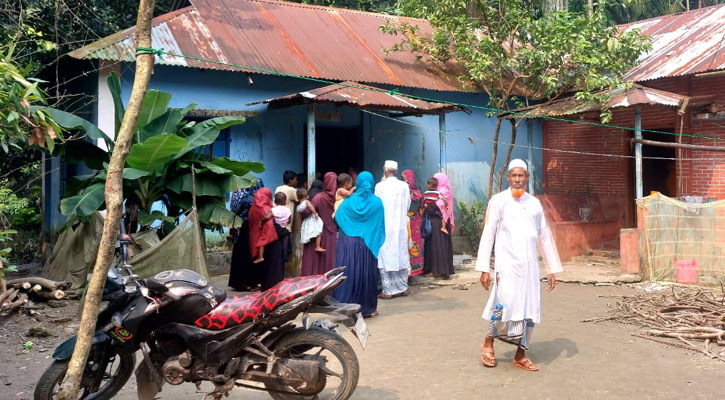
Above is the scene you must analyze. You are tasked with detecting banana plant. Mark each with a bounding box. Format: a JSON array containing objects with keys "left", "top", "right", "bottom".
[{"left": 56, "top": 71, "right": 263, "bottom": 231}]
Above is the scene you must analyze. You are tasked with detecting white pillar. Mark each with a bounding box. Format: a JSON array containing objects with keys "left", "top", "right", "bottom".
[
  {"left": 527, "top": 119, "right": 535, "bottom": 195},
  {"left": 97, "top": 61, "right": 120, "bottom": 150},
  {"left": 307, "top": 104, "right": 316, "bottom": 185},
  {"left": 635, "top": 106, "right": 643, "bottom": 199},
  {"left": 439, "top": 112, "right": 446, "bottom": 172}
]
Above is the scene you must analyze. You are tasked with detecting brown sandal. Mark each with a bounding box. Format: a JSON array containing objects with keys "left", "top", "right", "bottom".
[
  {"left": 378, "top": 293, "right": 393, "bottom": 299},
  {"left": 480, "top": 343, "right": 497, "bottom": 367},
  {"left": 513, "top": 358, "right": 539, "bottom": 372}
]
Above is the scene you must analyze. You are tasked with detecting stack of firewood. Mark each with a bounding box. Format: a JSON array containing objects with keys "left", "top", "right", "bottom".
[
  {"left": 0, "top": 277, "right": 73, "bottom": 317},
  {"left": 583, "top": 287, "right": 725, "bottom": 362}
]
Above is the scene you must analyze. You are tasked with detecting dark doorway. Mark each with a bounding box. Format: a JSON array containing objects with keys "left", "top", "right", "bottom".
[
  {"left": 305, "top": 126, "right": 363, "bottom": 176},
  {"left": 642, "top": 130, "right": 676, "bottom": 197}
]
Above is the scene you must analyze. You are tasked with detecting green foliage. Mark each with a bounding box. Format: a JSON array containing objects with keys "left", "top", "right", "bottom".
[
  {"left": 0, "top": 188, "right": 41, "bottom": 230},
  {"left": 1, "top": 0, "right": 178, "bottom": 72},
  {"left": 289, "top": 0, "right": 400, "bottom": 13},
  {"left": 0, "top": 229, "right": 18, "bottom": 280},
  {"left": 57, "top": 72, "right": 262, "bottom": 230},
  {"left": 569, "top": 0, "right": 725, "bottom": 24},
  {"left": 126, "top": 134, "right": 188, "bottom": 170},
  {"left": 59, "top": 183, "right": 106, "bottom": 226},
  {"left": 457, "top": 201, "right": 486, "bottom": 252},
  {"left": 384, "top": 1, "right": 651, "bottom": 111},
  {"left": 0, "top": 47, "right": 62, "bottom": 152}
]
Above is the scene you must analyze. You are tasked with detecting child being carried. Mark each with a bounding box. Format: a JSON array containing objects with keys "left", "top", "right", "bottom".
[
  {"left": 254, "top": 192, "right": 291, "bottom": 264},
  {"left": 296, "top": 188, "right": 325, "bottom": 252},
  {"left": 424, "top": 177, "right": 449, "bottom": 234},
  {"left": 332, "top": 173, "right": 356, "bottom": 218}
]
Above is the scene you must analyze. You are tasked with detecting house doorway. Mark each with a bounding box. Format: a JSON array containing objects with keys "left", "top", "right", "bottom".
[
  {"left": 305, "top": 126, "right": 364, "bottom": 177},
  {"left": 642, "top": 130, "right": 676, "bottom": 197}
]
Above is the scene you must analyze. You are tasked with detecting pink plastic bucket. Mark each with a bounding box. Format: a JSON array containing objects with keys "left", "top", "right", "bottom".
[{"left": 674, "top": 260, "right": 699, "bottom": 284}]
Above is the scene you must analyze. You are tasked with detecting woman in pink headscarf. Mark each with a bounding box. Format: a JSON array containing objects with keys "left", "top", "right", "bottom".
[
  {"left": 401, "top": 169, "right": 424, "bottom": 276},
  {"left": 423, "top": 172, "right": 455, "bottom": 278}
]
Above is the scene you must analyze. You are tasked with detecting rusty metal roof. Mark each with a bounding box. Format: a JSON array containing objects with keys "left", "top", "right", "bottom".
[
  {"left": 68, "top": 0, "right": 471, "bottom": 92},
  {"left": 621, "top": 4, "right": 725, "bottom": 82},
  {"left": 501, "top": 84, "right": 688, "bottom": 119},
  {"left": 247, "top": 81, "right": 462, "bottom": 115}
]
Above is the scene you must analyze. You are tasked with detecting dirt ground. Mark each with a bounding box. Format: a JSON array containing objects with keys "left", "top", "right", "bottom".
[{"left": 2, "top": 280, "right": 724, "bottom": 400}]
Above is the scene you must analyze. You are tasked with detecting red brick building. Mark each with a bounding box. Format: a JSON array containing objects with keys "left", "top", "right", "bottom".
[{"left": 531, "top": 5, "right": 725, "bottom": 260}]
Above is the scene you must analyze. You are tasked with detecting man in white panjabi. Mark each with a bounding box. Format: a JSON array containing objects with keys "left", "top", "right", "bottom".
[
  {"left": 475, "top": 159, "right": 563, "bottom": 372},
  {"left": 375, "top": 160, "right": 411, "bottom": 299}
]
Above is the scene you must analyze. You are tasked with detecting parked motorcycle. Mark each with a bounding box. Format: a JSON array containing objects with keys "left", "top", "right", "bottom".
[{"left": 34, "top": 221, "right": 368, "bottom": 400}]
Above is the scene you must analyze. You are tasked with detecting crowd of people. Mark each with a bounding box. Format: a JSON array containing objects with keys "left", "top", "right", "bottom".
[{"left": 227, "top": 160, "right": 456, "bottom": 318}]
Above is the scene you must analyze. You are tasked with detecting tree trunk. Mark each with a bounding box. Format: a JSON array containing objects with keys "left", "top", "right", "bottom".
[
  {"left": 496, "top": 119, "right": 519, "bottom": 193},
  {"left": 56, "top": 0, "right": 156, "bottom": 398},
  {"left": 587, "top": 0, "right": 593, "bottom": 17},
  {"left": 1, "top": 258, "right": 6, "bottom": 295},
  {"left": 486, "top": 118, "right": 503, "bottom": 203}
]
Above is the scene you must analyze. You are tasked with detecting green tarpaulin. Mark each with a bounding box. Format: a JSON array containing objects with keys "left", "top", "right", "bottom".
[{"left": 42, "top": 210, "right": 208, "bottom": 288}]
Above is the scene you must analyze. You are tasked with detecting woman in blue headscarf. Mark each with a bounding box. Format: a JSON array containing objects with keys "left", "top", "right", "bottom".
[{"left": 332, "top": 171, "right": 386, "bottom": 318}]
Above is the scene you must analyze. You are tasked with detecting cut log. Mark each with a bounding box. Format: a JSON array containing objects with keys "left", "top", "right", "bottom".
[
  {"left": 3, "top": 292, "right": 29, "bottom": 311},
  {"left": 0, "top": 287, "right": 18, "bottom": 305},
  {"left": 34, "top": 290, "right": 66, "bottom": 300},
  {"left": 6, "top": 277, "right": 66, "bottom": 291},
  {"left": 31, "top": 284, "right": 42, "bottom": 293},
  {"left": 11, "top": 282, "right": 32, "bottom": 291}
]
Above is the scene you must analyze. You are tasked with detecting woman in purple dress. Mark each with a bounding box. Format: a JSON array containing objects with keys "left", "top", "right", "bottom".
[{"left": 300, "top": 172, "right": 338, "bottom": 276}]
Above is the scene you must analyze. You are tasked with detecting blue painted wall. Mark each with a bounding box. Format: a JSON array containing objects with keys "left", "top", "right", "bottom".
[{"left": 118, "top": 65, "right": 543, "bottom": 210}]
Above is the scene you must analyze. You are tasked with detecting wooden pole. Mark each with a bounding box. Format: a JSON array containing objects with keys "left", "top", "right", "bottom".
[
  {"left": 57, "top": 0, "right": 156, "bottom": 398},
  {"left": 631, "top": 138, "right": 725, "bottom": 152}
]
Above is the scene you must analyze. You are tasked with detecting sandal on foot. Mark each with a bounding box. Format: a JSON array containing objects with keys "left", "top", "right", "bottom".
[
  {"left": 378, "top": 293, "right": 393, "bottom": 299},
  {"left": 364, "top": 311, "right": 379, "bottom": 318},
  {"left": 480, "top": 344, "right": 497, "bottom": 367},
  {"left": 513, "top": 358, "right": 539, "bottom": 372}
]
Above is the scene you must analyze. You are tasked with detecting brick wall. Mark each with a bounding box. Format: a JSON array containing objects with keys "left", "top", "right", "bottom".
[{"left": 544, "top": 75, "right": 725, "bottom": 202}]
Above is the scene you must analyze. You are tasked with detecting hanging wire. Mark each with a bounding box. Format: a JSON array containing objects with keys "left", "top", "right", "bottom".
[
  {"left": 132, "top": 46, "right": 725, "bottom": 143},
  {"left": 360, "top": 109, "right": 725, "bottom": 161}
]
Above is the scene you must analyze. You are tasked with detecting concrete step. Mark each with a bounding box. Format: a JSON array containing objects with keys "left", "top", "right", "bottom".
[
  {"left": 570, "top": 255, "right": 621, "bottom": 267},
  {"left": 587, "top": 249, "right": 620, "bottom": 258}
]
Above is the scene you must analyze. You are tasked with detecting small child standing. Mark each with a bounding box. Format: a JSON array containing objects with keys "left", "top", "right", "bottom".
[
  {"left": 296, "top": 188, "right": 325, "bottom": 252},
  {"left": 424, "top": 177, "right": 449, "bottom": 234},
  {"left": 333, "top": 173, "right": 356, "bottom": 218},
  {"left": 254, "top": 192, "right": 291, "bottom": 264}
]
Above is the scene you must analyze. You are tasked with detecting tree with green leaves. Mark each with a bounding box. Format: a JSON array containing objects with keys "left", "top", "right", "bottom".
[
  {"left": 382, "top": 0, "right": 650, "bottom": 201},
  {"left": 0, "top": 46, "right": 62, "bottom": 152},
  {"left": 1, "top": 0, "right": 177, "bottom": 72},
  {"left": 52, "top": 71, "right": 263, "bottom": 232}
]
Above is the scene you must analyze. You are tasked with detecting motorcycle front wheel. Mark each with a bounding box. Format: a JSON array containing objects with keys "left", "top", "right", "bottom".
[
  {"left": 33, "top": 347, "right": 135, "bottom": 400},
  {"left": 266, "top": 328, "right": 359, "bottom": 400}
]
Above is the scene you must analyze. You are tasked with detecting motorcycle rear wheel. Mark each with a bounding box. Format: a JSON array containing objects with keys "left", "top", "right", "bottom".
[
  {"left": 266, "top": 328, "right": 359, "bottom": 400},
  {"left": 33, "top": 349, "right": 135, "bottom": 400}
]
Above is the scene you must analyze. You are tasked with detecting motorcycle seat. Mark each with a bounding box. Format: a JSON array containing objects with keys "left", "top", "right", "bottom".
[{"left": 195, "top": 275, "right": 328, "bottom": 330}]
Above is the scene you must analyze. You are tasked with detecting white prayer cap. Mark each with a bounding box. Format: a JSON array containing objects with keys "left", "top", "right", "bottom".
[
  {"left": 508, "top": 159, "right": 528, "bottom": 172},
  {"left": 384, "top": 160, "right": 398, "bottom": 170}
]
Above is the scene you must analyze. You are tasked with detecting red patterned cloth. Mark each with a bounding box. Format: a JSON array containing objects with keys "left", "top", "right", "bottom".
[{"left": 248, "top": 188, "right": 278, "bottom": 258}]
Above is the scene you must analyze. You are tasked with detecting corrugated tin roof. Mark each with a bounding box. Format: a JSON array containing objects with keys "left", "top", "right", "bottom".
[
  {"left": 68, "top": 0, "right": 471, "bottom": 92},
  {"left": 501, "top": 84, "right": 688, "bottom": 119},
  {"left": 621, "top": 4, "right": 725, "bottom": 82},
  {"left": 247, "top": 81, "right": 462, "bottom": 115}
]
